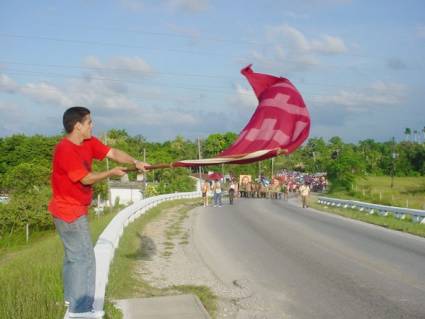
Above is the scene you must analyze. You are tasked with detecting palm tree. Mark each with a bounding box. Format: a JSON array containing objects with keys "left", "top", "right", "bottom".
[
  {"left": 413, "top": 130, "right": 418, "bottom": 143},
  {"left": 404, "top": 128, "right": 411, "bottom": 141}
]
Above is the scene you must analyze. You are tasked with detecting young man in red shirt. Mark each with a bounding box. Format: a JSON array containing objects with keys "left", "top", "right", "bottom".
[{"left": 49, "top": 106, "right": 147, "bottom": 318}]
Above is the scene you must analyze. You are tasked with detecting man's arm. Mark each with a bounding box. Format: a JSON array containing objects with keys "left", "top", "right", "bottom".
[
  {"left": 81, "top": 166, "right": 127, "bottom": 185},
  {"left": 106, "top": 148, "right": 148, "bottom": 170}
]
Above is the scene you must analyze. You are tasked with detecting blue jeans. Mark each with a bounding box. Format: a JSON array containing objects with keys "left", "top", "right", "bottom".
[
  {"left": 214, "top": 192, "right": 222, "bottom": 206},
  {"left": 54, "top": 215, "right": 96, "bottom": 313}
]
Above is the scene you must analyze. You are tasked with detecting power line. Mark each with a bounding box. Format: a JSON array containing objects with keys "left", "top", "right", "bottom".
[
  {"left": 3, "top": 64, "right": 419, "bottom": 93},
  {"left": 42, "top": 22, "right": 260, "bottom": 47},
  {"left": 0, "top": 60, "right": 238, "bottom": 80},
  {"left": 4, "top": 68, "right": 236, "bottom": 92},
  {"left": 5, "top": 68, "right": 386, "bottom": 99},
  {"left": 0, "top": 33, "right": 244, "bottom": 59},
  {"left": 3, "top": 32, "right": 414, "bottom": 70},
  {"left": 2, "top": 29, "right": 415, "bottom": 62}
]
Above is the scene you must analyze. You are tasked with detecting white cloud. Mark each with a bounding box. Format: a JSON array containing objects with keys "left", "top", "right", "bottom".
[
  {"left": 0, "top": 74, "right": 19, "bottom": 93},
  {"left": 311, "top": 35, "right": 347, "bottom": 54},
  {"left": 20, "top": 82, "right": 73, "bottom": 107},
  {"left": 251, "top": 25, "right": 347, "bottom": 72},
  {"left": 83, "top": 56, "right": 154, "bottom": 78},
  {"left": 267, "top": 25, "right": 347, "bottom": 55},
  {"left": 312, "top": 81, "right": 407, "bottom": 110},
  {"left": 0, "top": 101, "right": 23, "bottom": 135},
  {"left": 229, "top": 84, "right": 257, "bottom": 111},
  {"left": 268, "top": 25, "right": 310, "bottom": 53},
  {"left": 0, "top": 69, "right": 200, "bottom": 138}
]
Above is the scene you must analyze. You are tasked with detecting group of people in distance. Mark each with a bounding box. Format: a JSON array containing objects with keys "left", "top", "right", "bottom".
[{"left": 200, "top": 171, "right": 328, "bottom": 209}]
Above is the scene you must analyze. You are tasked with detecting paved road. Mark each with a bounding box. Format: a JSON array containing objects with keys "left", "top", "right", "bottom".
[{"left": 193, "top": 198, "right": 425, "bottom": 319}]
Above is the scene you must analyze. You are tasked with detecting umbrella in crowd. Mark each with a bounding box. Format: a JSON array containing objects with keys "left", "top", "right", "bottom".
[{"left": 207, "top": 172, "right": 223, "bottom": 181}]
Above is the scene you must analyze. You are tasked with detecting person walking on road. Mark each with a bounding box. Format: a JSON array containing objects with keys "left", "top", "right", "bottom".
[
  {"left": 49, "top": 106, "right": 148, "bottom": 318},
  {"left": 282, "top": 183, "right": 289, "bottom": 201},
  {"left": 202, "top": 180, "right": 209, "bottom": 207},
  {"left": 212, "top": 180, "right": 222, "bottom": 207},
  {"left": 299, "top": 182, "right": 311, "bottom": 208},
  {"left": 228, "top": 180, "right": 236, "bottom": 205}
]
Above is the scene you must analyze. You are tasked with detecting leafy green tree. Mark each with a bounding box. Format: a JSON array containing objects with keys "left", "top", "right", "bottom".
[
  {"left": 202, "top": 132, "right": 237, "bottom": 158},
  {"left": 0, "top": 187, "right": 52, "bottom": 235},
  {"left": 2, "top": 163, "right": 50, "bottom": 194},
  {"left": 325, "top": 142, "right": 365, "bottom": 191},
  {"left": 155, "top": 168, "right": 195, "bottom": 194}
]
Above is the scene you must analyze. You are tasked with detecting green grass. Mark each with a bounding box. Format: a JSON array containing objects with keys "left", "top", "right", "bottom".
[
  {"left": 328, "top": 176, "right": 425, "bottom": 210},
  {"left": 311, "top": 195, "right": 425, "bottom": 238},
  {"left": 0, "top": 199, "right": 217, "bottom": 319},
  {"left": 0, "top": 208, "right": 122, "bottom": 319},
  {"left": 106, "top": 199, "right": 218, "bottom": 318}
]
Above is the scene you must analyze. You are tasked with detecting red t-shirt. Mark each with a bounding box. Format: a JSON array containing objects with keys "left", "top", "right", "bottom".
[{"left": 48, "top": 136, "right": 110, "bottom": 222}]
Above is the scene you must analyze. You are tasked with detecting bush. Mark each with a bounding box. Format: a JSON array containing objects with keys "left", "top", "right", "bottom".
[
  {"left": 0, "top": 187, "right": 52, "bottom": 237},
  {"left": 144, "top": 183, "right": 159, "bottom": 198}
]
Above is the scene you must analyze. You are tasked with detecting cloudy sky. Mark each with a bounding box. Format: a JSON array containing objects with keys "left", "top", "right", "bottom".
[{"left": 1, "top": 0, "right": 424, "bottom": 142}]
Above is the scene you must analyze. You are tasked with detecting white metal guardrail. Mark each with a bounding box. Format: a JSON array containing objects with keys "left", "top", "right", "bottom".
[
  {"left": 317, "top": 196, "right": 425, "bottom": 223},
  {"left": 63, "top": 191, "right": 200, "bottom": 318}
]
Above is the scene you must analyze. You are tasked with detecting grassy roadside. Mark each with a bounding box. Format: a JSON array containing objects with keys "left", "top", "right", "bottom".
[
  {"left": 0, "top": 199, "right": 217, "bottom": 319},
  {"left": 310, "top": 194, "right": 425, "bottom": 238},
  {"left": 329, "top": 176, "right": 425, "bottom": 210},
  {"left": 105, "top": 198, "right": 217, "bottom": 319},
  {"left": 0, "top": 207, "right": 122, "bottom": 319}
]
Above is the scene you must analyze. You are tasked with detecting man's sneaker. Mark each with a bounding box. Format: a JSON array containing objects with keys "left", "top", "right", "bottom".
[
  {"left": 68, "top": 310, "right": 105, "bottom": 318},
  {"left": 65, "top": 300, "right": 70, "bottom": 307}
]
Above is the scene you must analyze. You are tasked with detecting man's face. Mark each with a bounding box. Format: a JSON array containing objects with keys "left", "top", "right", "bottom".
[{"left": 78, "top": 114, "right": 93, "bottom": 139}]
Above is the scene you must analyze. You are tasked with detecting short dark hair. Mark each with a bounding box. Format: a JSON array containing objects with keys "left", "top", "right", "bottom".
[{"left": 63, "top": 106, "right": 90, "bottom": 133}]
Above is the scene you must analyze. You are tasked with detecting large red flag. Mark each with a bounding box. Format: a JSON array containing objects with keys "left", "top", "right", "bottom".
[{"left": 146, "top": 65, "right": 310, "bottom": 169}]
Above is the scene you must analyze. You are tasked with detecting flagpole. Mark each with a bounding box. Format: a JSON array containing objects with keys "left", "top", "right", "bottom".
[
  {"left": 258, "top": 161, "right": 261, "bottom": 180},
  {"left": 104, "top": 133, "right": 112, "bottom": 211},
  {"left": 142, "top": 148, "right": 147, "bottom": 192}
]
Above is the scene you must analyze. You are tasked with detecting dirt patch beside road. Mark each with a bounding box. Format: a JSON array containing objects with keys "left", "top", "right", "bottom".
[{"left": 135, "top": 203, "right": 253, "bottom": 318}]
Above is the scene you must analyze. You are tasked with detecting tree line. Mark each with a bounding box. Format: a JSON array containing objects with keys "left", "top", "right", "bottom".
[{"left": 0, "top": 130, "right": 424, "bottom": 238}]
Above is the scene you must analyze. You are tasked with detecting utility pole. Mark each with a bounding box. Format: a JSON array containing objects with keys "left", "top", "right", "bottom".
[
  {"left": 258, "top": 161, "right": 261, "bottom": 180},
  {"left": 391, "top": 137, "right": 397, "bottom": 188},
  {"left": 141, "top": 148, "right": 147, "bottom": 193},
  {"left": 143, "top": 148, "right": 146, "bottom": 184},
  {"left": 198, "top": 137, "right": 202, "bottom": 189}
]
